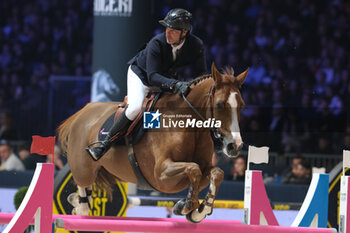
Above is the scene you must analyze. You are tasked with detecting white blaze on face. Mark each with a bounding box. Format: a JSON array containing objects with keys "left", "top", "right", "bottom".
[{"left": 227, "top": 92, "right": 242, "bottom": 146}]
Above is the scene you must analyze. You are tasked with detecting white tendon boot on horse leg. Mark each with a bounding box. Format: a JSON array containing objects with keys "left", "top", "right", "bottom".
[{"left": 68, "top": 185, "right": 92, "bottom": 215}]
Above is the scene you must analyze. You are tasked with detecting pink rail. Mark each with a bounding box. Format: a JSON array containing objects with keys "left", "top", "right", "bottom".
[
  {"left": 0, "top": 213, "right": 337, "bottom": 233},
  {"left": 56, "top": 218, "right": 337, "bottom": 233},
  {"left": 0, "top": 212, "right": 241, "bottom": 224}
]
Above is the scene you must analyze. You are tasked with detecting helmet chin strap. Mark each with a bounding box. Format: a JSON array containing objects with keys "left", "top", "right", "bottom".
[{"left": 171, "top": 30, "right": 186, "bottom": 46}]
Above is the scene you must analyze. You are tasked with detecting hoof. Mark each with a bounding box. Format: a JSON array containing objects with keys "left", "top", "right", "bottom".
[
  {"left": 71, "top": 206, "right": 90, "bottom": 216},
  {"left": 185, "top": 203, "right": 211, "bottom": 223},
  {"left": 186, "top": 210, "right": 205, "bottom": 223},
  {"left": 173, "top": 199, "right": 186, "bottom": 215}
]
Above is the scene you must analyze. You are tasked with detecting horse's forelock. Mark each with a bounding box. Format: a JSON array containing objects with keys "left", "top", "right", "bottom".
[
  {"left": 221, "top": 67, "right": 245, "bottom": 89},
  {"left": 221, "top": 66, "right": 234, "bottom": 76}
]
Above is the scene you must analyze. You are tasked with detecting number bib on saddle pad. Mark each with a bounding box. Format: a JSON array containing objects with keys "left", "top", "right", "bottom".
[{"left": 97, "top": 93, "right": 161, "bottom": 145}]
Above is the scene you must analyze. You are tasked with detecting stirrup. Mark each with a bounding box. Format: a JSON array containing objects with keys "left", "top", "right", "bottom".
[
  {"left": 85, "top": 132, "right": 123, "bottom": 161},
  {"left": 85, "top": 141, "right": 108, "bottom": 161}
]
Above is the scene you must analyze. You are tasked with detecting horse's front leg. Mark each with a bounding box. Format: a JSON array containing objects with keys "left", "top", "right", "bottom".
[
  {"left": 158, "top": 160, "right": 202, "bottom": 215},
  {"left": 187, "top": 166, "right": 224, "bottom": 223}
]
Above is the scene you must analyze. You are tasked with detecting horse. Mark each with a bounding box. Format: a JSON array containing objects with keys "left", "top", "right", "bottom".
[{"left": 57, "top": 63, "right": 248, "bottom": 222}]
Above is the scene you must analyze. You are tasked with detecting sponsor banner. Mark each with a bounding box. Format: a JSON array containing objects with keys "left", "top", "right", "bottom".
[
  {"left": 92, "top": 0, "right": 153, "bottom": 101},
  {"left": 94, "top": 0, "right": 133, "bottom": 17}
]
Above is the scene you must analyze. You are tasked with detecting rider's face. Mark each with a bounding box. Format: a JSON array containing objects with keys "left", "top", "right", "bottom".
[{"left": 165, "top": 28, "right": 186, "bottom": 45}]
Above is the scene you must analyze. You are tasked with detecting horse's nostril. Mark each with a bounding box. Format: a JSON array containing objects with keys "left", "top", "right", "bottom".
[{"left": 227, "top": 143, "right": 235, "bottom": 152}]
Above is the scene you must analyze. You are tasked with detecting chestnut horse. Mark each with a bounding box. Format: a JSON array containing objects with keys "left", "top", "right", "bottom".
[{"left": 57, "top": 63, "right": 248, "bottom": 222}]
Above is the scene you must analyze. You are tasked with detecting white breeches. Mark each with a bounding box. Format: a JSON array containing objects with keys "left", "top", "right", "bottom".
[{"left": 125, "top": 65, "right": 150, "bottom": 120}]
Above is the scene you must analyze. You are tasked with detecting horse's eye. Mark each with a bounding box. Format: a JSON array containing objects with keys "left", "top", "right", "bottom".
[{"left": 216, "top": 102, "right": 224, "bottom": 109}]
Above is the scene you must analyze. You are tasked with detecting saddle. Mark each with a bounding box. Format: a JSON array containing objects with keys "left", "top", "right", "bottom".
[{"left": 97, "top": 93, "right": 161, "bottom": 146}]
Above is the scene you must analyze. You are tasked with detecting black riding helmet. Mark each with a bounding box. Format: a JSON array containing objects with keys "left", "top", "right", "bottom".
[{"left": 159, "top": 8, "right": 193, "bottom": 31}]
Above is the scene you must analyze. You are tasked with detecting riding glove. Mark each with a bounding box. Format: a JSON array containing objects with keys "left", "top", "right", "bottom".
[{"left": 173, "top": 81, "right": 190, "bottom": 97}]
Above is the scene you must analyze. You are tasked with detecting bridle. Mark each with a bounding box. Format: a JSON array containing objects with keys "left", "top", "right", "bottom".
[{"left": 181, "top": 83, "right": 223, "bottom": 141}]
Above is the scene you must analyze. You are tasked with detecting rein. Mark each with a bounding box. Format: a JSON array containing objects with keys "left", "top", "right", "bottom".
[{"left": 181, "top": 84, "right": 223, "bottom": 141}]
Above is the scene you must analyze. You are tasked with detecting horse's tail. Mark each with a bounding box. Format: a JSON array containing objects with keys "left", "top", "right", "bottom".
[
  {"left": 56, "top": 103, "right": 92, "bottom": 154},
  {"left": 96, "top": 167, "right": 117, "bottom": 199}
]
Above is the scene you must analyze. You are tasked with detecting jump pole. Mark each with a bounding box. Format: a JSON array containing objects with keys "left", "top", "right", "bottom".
[
  {"left": 0, "top": 212, "right": 241, "bottom": 224},
  {"left": 54, "top": 217, "right": 336, "bottom": 233}
]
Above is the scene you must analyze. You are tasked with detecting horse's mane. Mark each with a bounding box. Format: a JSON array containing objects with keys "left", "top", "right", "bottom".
[
  {"left": 189, "top": 74, "right": 212, "bottom": 87},
  {"left": 189, "top": 66, "right": 235, "bottom": 87}
]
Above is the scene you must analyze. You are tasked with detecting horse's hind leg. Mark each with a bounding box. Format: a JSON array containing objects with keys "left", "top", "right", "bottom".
[
  {"left": 68, "top": 168, "right": 97, "bottom": 215},
  {"left": 68, "top": 185, "right": 93, "bottom": 215},
  {"left": 67, "top": 148, "right": 99, "bottom": 215},
  {"left": 187, "top": 166, "right": 224, "bottom": 223}
]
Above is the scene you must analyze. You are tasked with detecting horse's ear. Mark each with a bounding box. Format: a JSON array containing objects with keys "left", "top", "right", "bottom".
[
  {"left": 236, "top": 67, "right": 249, "bottom": 87},
  {"left": 211, "top": 62, "right": 222, "bottom": 84}
]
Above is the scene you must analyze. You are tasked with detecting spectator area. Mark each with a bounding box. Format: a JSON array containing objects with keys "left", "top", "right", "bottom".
[{"left": 1, "top": 0, "right": 350, "bottom": 173}]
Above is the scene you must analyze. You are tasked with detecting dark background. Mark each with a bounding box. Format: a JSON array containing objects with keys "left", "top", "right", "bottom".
[{"left": 0, "top": 0, "right": 349, "bottom": 158}]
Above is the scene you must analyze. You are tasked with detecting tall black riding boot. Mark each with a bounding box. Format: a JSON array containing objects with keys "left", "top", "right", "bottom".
[{"left": 86, "top": 111, "right": 132, "bottom": 161}]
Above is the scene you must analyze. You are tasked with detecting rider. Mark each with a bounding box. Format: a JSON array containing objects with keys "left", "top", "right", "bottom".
[{"left": 87, "top": 8, "right": 207, "bottom": 161}]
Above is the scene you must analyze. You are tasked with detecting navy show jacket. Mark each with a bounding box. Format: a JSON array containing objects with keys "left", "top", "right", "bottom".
[{"left": 127, "top": 32, "right": 207, "bottom": 91}]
